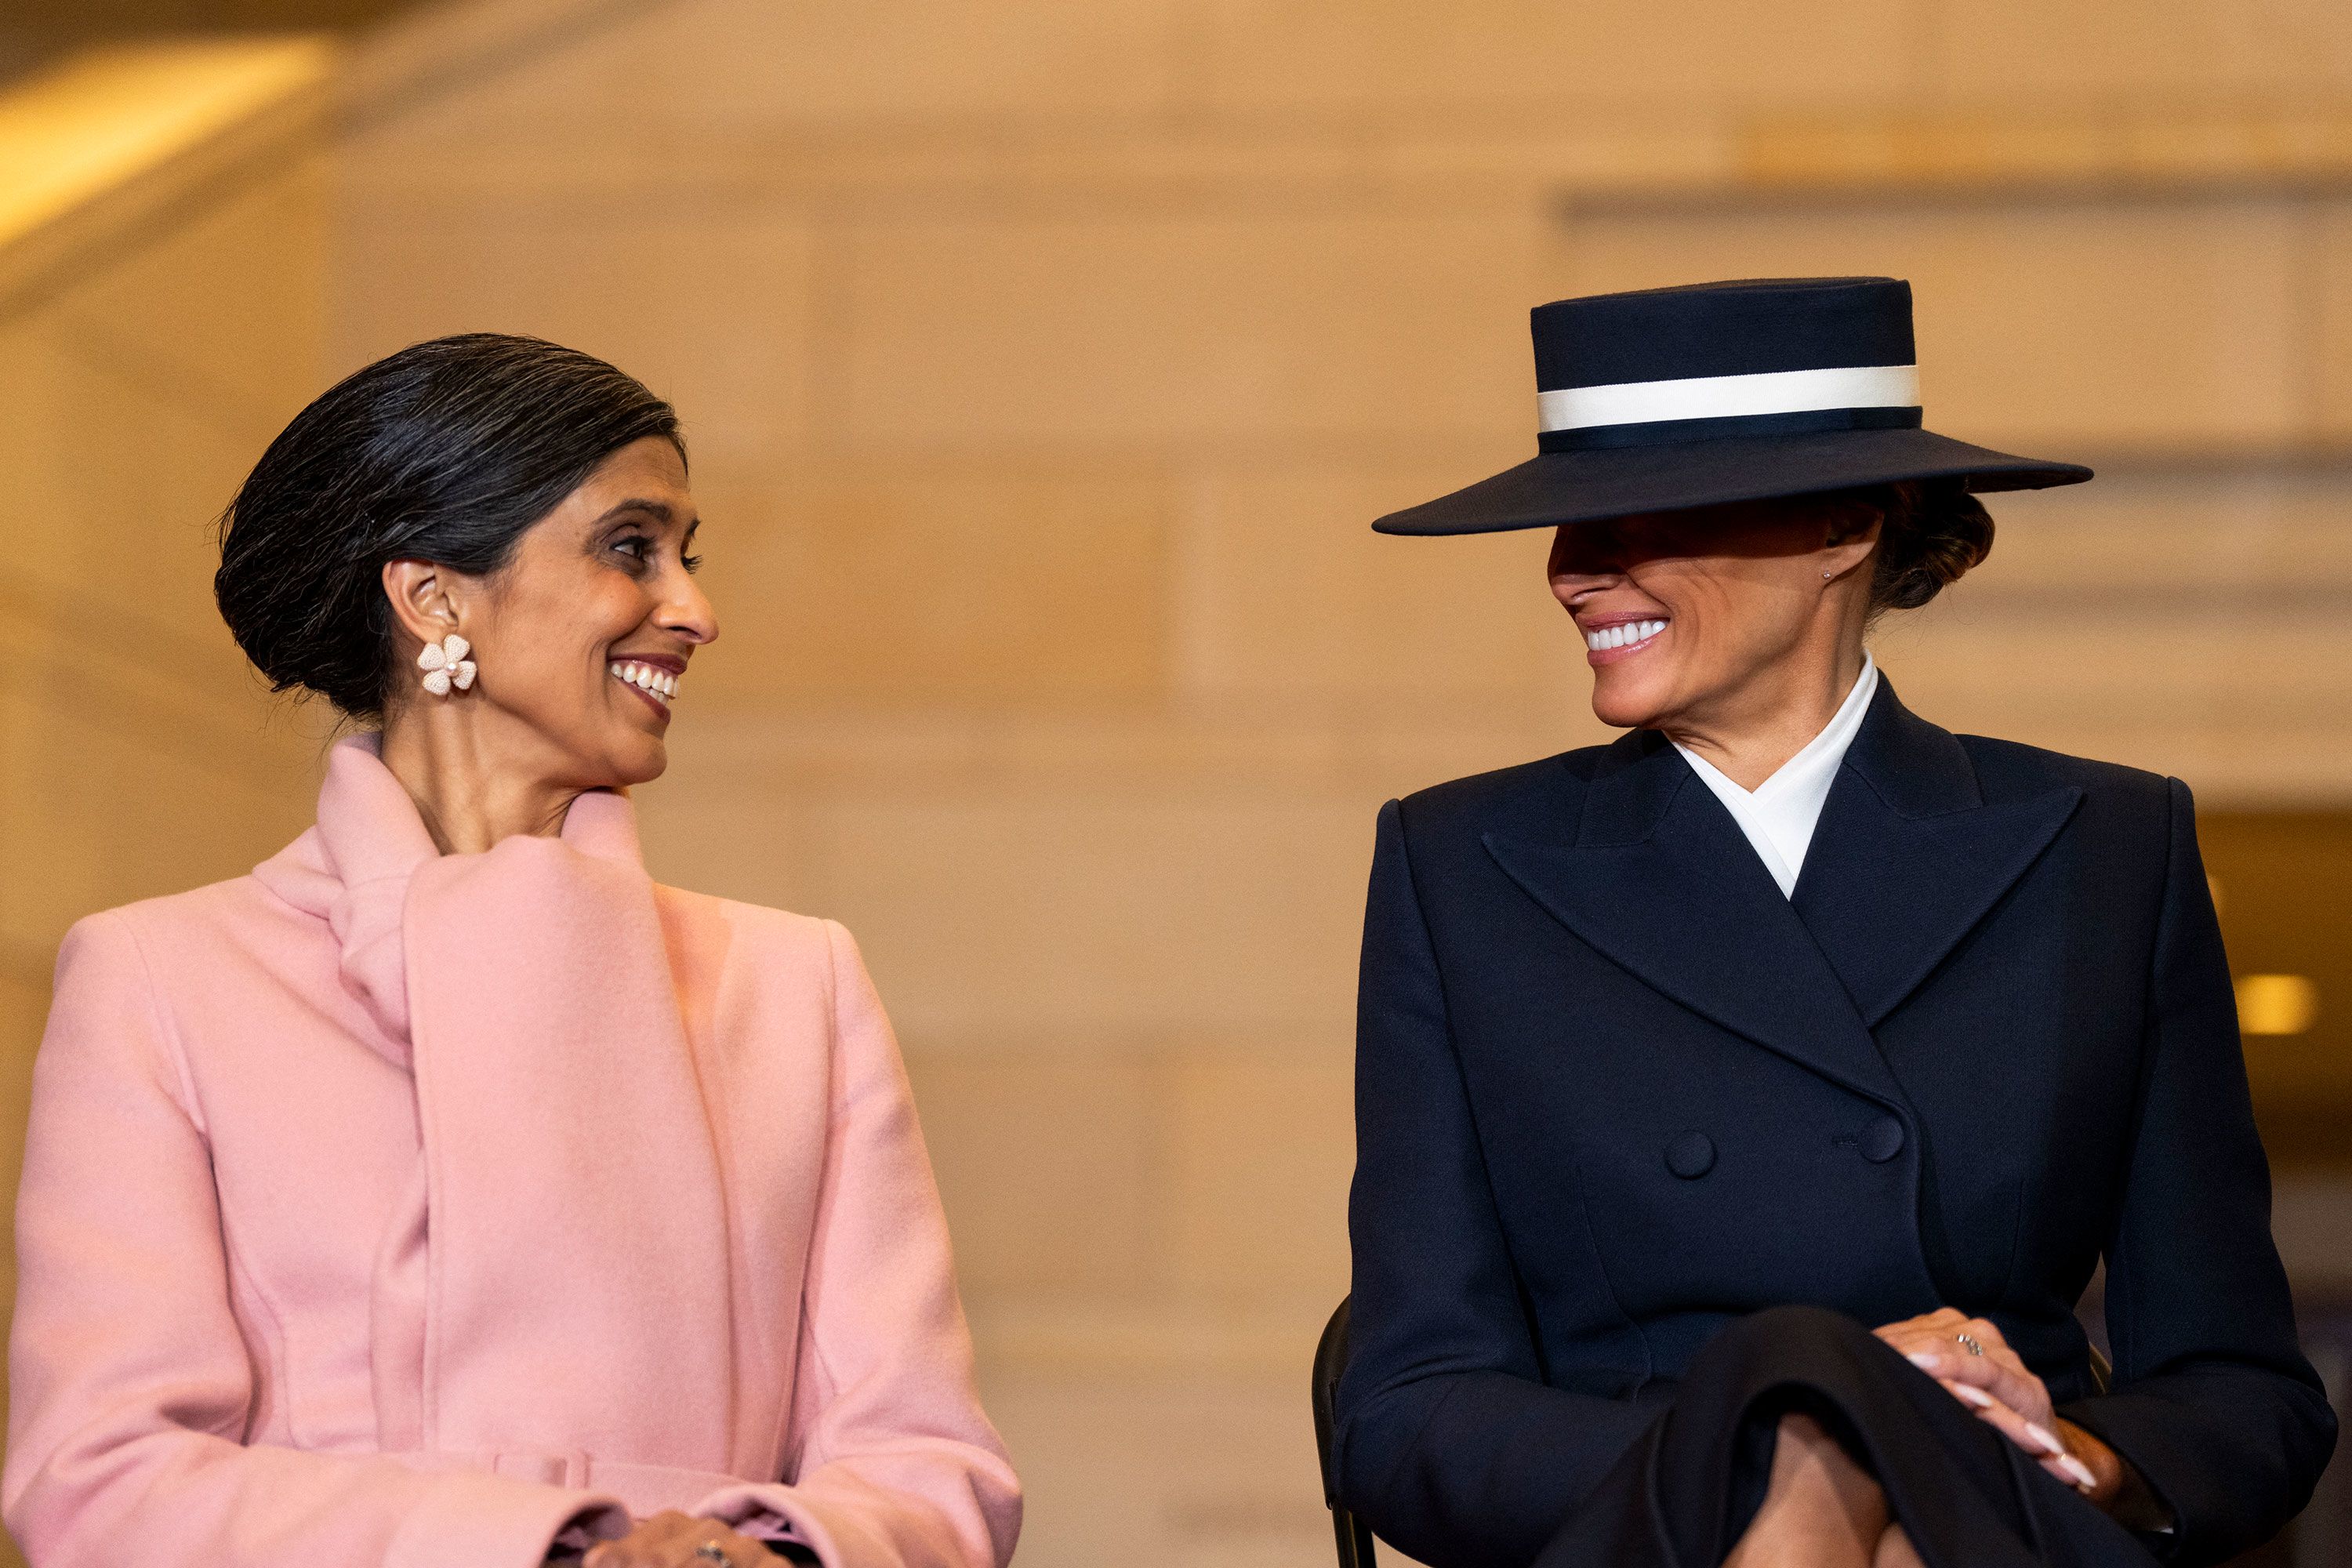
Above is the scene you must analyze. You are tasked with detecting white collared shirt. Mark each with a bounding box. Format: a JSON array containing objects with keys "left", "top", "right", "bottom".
[{"left": 1671, "top": 654, "right": 1880, "bottom": 899}]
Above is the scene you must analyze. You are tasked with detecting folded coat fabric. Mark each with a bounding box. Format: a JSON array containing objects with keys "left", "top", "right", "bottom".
[{"left": 3, "top": 734, "right": 1020, "bottom": 1568}]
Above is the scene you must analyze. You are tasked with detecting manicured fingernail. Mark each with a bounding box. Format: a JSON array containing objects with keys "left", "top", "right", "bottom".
[
  {"left": 1907, "top": 1352, "right": 1940, "bottom": 1370},
  {"left": 1950, "top": 1383, "right": 1994, "bottom": 1408},
  {"left": 2057, "top": 1454, "right": 2098, "bottom": 1490},
  {"left": 2026, "top": 1422, "right": 2067, "bottom": 1457}
]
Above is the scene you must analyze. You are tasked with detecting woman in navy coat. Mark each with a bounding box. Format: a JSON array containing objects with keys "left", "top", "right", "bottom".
[{"left": 1333, "top": 278, "right": 2334, "bottom": 1568}]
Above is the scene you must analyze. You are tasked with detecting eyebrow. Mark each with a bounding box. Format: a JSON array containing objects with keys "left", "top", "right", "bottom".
[
  {"left": 598, "top": 497, "right": 673, "bottom": 524},
  {"left": 597, "top": 498, "right": 705, "bottom": 539}
]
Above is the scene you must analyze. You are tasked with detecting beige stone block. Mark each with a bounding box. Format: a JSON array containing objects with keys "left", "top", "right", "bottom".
[
  {"left": 981, "top": 1374, "right": 1373, "bottom": 1568},
  {"left": 42, "top": 153, "right": 328, "bottom": 445},
  {"left": 1935, "top": 0, "right": 2352, "bottom": 99},
  {"left": 630, "top": 763, "right": 812, "bottom": 913},
  {"left": 968, "top": 1294, "right": 1334, "bottom": 1381},
  {"left": 649, "top": 0, "right": 1185, "bottom": 128},
  {"left": 0, "top": 317, "right": 271, "bottom": 652},
  {"left": 831, "top": 209, "right": 1538, "bottom": 446},
  {"left": 903, "top": 1044, "right": 1161, "bottom": 1298},
  {"left": 688, "top": 465, "right": 1173, "bottom": 710},
  {"left": 0, "top": 673, "right": 315, "bottom": 953},
  {"left": 798, "top": 789, "right": 1377, "bottom": 1038},
  {"left": 1873, "top": 604, "right": 2352, "bottom": 803},
  {"left": 347, "top": 0, "right": 1182, "bottom": 172},
  {"left": 1169, "top": 1047, "right": 1353, "bottom": 1302},
  {"left": 1963, "top": 467, "right": 2352, "bottom": 594},
  {"left": 0, "top": 956, "right": 48, "bottom": 1162},
  {"left": 1179, "top": 454, "right": 1567, "bottom": 705},
  {"left": 1550, "top": 199, "right": 2308, "bottom": 453},
  {"left": 1895, "top": 633, "right": 2352, "bottom": 802},
  {"left": 0, "top": 953, "right": 49, "bottom": 1254},
  {"left": 331, "top": 193, "right": 813, "bottom": 463},
  {"left": 2318, "top": 205, "right": 2352, "bottom": 443},
  {"left": 1197, "top": 0, "right": 1924, "bottom": 116},
  {"left": 1739, "top": 108, "right": 2352, "bottom": 194},
  {"left": 1352, "top": 703, "right": 1614, "bottom": 803}
]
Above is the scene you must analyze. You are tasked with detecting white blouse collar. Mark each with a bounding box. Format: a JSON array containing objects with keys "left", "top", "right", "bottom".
[{"left": 1670, "top": 652, "right": 1880, "bottom": 899}]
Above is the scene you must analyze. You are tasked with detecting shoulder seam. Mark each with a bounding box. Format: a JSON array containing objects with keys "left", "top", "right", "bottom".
[{"left": 99, "top": 909, "right": 209, "bottom": 1138}]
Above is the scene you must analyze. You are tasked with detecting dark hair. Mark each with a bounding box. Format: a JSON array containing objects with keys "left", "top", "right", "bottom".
[
  {"left": 1824, "top": 478, "right": 1995, "bottom": 619},
  {"left": 215, "top": 333, "right": 682, "bottom": 720}
]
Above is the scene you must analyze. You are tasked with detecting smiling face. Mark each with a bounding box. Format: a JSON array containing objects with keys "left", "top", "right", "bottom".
[
  {"left": 1548, "top": 494, "right": 1878, "bottom": 739},
  {"left": 382, "top": 436, "right": 717, "bottom": 791}
]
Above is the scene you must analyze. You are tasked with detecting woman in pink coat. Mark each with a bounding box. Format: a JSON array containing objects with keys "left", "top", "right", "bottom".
[{"left": 3, "top": 335, "right": 1022, "bottom": 1568}]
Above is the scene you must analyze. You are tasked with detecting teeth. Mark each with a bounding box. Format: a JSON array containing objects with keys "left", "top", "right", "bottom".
[
  {"left": 608, "top": 660, "right": 681, "bottom": 702},
  {"left": 1585, "top": 619, "right": 1667, "bottom": 653}
]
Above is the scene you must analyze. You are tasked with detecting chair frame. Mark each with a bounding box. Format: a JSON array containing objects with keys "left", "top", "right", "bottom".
[{"left": 1312, "top": 1298, "right": 1378, "bottom": 1567}]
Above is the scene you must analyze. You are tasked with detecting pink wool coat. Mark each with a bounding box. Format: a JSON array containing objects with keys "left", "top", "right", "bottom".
[{"left": 3, "top": 735, "right": 1020, "bottom": 1568}]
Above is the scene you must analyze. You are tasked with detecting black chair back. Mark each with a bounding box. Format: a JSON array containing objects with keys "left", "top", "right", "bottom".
[{"left": 1313, "top": 1297, "right": 1378, "bottom": 1567}]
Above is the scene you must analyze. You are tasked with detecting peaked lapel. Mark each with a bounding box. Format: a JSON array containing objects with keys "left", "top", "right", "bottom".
[
  {"left": 1483, "top": 729, "right": 1905, "bottom": 1109},
  {"left": 1793, "top": 682, "right": 2082, "bottom": 1028}
]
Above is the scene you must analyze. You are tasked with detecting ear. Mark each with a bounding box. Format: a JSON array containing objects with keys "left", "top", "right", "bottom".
[
  {"left": 380, "top": 559, "right": 463, "bottom": 654},
  {"left": 1820, "top": 503, "right": 1883, "bottom": 584}
]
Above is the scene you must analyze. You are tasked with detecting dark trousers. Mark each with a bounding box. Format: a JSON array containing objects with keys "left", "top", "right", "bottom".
[{"left": 1534, "top": 1306, "right": 2158, "bottom": 1568}]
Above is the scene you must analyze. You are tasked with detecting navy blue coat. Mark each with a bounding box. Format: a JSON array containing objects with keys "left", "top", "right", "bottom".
[{"left": 1334, "top": 681, "right": 2334, "bottom": 1568}]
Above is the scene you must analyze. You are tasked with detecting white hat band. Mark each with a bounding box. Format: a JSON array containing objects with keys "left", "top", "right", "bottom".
[{"left": 1537, "top": 364, "right": 1922, "bottom": 434}]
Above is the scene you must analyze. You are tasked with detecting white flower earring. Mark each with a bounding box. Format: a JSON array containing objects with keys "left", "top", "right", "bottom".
[{"left": 417, "top": 633, "right": 476, "bottom": 696}]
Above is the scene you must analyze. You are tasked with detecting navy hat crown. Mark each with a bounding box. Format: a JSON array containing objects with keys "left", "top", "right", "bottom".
[
  {"left": 1534, "top": 277, "right": 1915, "bottom": 390},
  {"left": 1533, "top": 278, "right": 1924, "bottom": 454}
]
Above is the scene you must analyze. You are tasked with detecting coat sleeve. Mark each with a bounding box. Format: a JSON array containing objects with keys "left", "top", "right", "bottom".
[
  {"left": 3, "top": 910, "right": 634, "bottom": 1568},
  {"left": 688, "top": 922, "right": 1020, "bottom": 1568},
  {"left": 2056, "top": 777, "right": 2337, "bottom": 1565},
  {"left": 1333, "top": 800, "right": 1668, "bottom": 1568}
]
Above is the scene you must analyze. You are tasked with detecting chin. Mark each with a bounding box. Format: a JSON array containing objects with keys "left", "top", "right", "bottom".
[
  {"left": 595, "top": 731, "right": 670, "bottom": 788},
  {"left": 1588, "top": 670, "right": 1672, "bottom": 731}
]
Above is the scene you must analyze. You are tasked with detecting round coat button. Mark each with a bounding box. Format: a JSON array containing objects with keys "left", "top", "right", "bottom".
[
  {"left": 1860, "top": 1115, "right": 1907, "bottom": 1163},
  {"left": 1664, "top": 1131, "right": 1716, "bottom": 1179}
]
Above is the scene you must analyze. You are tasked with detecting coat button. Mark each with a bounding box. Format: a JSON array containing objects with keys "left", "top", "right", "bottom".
[
  {"left": 1859, "top": 1115, "right": 1906, "bottom": 1163},
  {"left": 1664, "top": 1131, "right": 1716, "bottom": 1179}
]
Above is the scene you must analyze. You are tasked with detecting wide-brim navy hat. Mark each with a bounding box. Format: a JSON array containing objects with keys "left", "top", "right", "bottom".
[{"left": 1374, "top": 277, "right": 2092, "bottom": 535}]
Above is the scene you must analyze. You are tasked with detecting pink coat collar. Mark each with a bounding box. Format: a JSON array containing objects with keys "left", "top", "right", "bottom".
[{"left": 253, "top": 734, "right": 641, "bottom": 1058}]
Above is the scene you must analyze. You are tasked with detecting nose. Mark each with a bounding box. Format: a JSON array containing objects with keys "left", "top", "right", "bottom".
[
  {"left": 1548, "top": 521, "right": 1626, "bottom": 583},
  {"left": 660, "top": 569, "right": 719, "bottom": 647}
]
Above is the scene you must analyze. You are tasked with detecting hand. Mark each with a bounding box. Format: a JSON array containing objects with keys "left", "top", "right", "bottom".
[
  {"left": 1874, "top": 1308, "right": 2105, "bottom": 1501},
  {"left": 584, "top": 1512, "right": 779, "bottom": 1568}
]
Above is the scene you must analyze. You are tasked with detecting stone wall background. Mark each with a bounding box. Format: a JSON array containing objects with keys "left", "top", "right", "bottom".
[{"left": 6, "top": 2, "right": 2352, "bottom": 1564}]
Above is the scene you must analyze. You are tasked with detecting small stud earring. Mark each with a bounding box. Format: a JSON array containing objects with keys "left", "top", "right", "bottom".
[{"left": 417, "top": 633, "right": 475, "bottom": 696}]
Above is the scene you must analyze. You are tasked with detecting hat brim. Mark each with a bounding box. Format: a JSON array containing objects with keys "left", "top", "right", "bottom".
[{"left": 1371, "top": 426, "right": 2092, "bottom": 535}]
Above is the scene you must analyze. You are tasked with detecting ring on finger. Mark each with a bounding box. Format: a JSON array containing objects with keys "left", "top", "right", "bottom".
[
  {"left": 1954, "top": 1332, "right": 1985, "bottom": 1356},
  {"left": 694, "top": 1545, "right": 732, "bottom": 1566}
]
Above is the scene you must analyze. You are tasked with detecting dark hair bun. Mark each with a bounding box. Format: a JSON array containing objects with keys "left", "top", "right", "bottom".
[
  {"left": 1868, "top": 479, "right": 1994, "bottom": 615},
  {"left": 215, "top": 333, "right": 681, "bottom": 720}
]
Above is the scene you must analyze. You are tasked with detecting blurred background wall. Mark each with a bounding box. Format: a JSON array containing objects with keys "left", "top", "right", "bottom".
[{"left": 2, "top": 1, "right": 2350, "bottom": 1564}]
